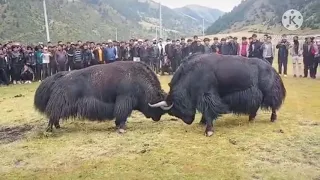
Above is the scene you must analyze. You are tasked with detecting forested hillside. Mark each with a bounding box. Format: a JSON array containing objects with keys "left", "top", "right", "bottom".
[{"left": 205, "top": 0, "right": 320, "bottom": 34}]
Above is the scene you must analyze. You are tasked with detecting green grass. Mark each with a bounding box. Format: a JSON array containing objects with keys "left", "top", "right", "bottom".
[{"left": 0, "top": 66, "right": 320, "bottom": 180}]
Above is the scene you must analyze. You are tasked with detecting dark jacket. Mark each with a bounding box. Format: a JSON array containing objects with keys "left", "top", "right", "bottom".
[
  {"left": 25, "top": 52, "right": 36, "bottom": 65},
  {"left": 211, "top": 43, "right": 220, "bottom": 53},
  {"left": 82, "top": 49, "right": 92, "bottom": 64},
  {"left": 249, "top": 40, "right": 263, "bottom": 58},
  {"left": 182, "top": 45, "right": 192, "bottom": 58},
  {"left": 192, "top": 44, "right": 205, "bottom": 54},
  {"left": 229, "top": 42, "right": 239, "bottom": 55},
  {"left": 0, "top": 57, "right": 7, "bottom": 69},
  {"left": 276, "top": 40, "right": 290, "bottom": 59},
  {"left": 139, "top": 46, "right": 149, "bottom": 60},
  {"left": 165, "top": 44, "right": 174, "bottom": 59},
  {"left": 220, "top": 43, "right": 231, "bottom": 55}
]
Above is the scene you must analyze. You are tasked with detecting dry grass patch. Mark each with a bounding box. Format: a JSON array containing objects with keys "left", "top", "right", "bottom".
[{"left": 0, "top": 65, "right": 319, "bottom": 179}]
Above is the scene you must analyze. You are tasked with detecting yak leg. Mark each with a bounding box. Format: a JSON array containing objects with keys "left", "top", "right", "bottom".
[
  {"left": 46, "top": 118, "right": 55, "bottom": 132},
  {"left": 199, "top": 115, "right": 206, "bottom": 125},
  {"left": 54, "top": 121, "right": 61, "bottom": 129},
  {"left": 270, "top": 109, "right": 277, "bottom": 122},
  {"left": 249, "top": 107, "right": 260, "bottom": 122},
  {"left": 204, "top": 114, "right": 218, "bottom": 137},
  {"left": 114, "top": 96, "right": 134, "bottom": 134}
]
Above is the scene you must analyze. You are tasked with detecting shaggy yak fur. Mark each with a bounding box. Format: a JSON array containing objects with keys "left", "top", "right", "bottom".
[
  {"left": 34, "top": 61, "right": 167, "bottom": 133},
  {"left": 149, "top": 53, "right": 286, "bottom": 137}
]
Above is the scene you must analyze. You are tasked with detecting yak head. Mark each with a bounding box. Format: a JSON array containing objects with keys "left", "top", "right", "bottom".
[
  {"left": 149, "top": 83, "right": 196, "bottom": 125},
  {"left": 144, "top": 89, "right": 168, "bottom": 122}
]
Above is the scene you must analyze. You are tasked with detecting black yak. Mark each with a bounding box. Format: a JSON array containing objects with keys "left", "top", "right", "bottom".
[
  {"left": 149, "top": 53, "right": 286, "bottom": 137},
  {"left": 34, "top": 61, "right": 167, "bottom": 133}
]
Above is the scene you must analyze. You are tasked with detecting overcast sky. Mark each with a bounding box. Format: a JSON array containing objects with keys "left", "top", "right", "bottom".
[{"left": 152, "top": 0, "right": 242, "bottom": 12}]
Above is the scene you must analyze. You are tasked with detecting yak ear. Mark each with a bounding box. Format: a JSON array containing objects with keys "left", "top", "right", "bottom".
[{"left": 168, "top": 83, "right": 171, "bottom": 87}]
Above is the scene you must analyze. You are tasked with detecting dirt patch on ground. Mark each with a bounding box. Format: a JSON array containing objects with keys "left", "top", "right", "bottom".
[{"left": 0, "top": 124, "right": 34, "bottom": 144}]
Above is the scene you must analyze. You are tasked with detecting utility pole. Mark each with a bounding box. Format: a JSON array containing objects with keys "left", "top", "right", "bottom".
[
  {"left": 202, "top": 18, "right": 205, "bottom": 37},
  {"left": 159, "top": 2, "right": 162, "bottom": 39},
  {"left": 155, "top": 26, "right": 158, "bottom": 39},
  {"left": 43, "top": 0, "right": 50, "bottom": 42},
  {"left": 115, "top": 28, "right": 118, "bottom": 41}
]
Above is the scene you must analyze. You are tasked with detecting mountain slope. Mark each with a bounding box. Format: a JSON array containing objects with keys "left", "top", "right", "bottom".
[
  {"left": 205, "top": 0, "right": 320, "bottom": 34},
  {"left": 174, "top": 5, "right": 224, "bottom": 25},
  {"left": 0, "top": 0, "right": 224, "bottom": 43}
]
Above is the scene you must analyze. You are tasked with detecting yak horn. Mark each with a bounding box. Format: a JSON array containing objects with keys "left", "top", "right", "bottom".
[
  {"left": 160, "top": 103, "right": 173, "bottom": 110},
  {"left": 148, "top": 101, "right": 168, "bottom": 108}
]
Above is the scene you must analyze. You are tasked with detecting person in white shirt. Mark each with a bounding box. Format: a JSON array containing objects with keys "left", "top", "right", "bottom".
[
  {"left": 42, "top": 46, "right": 51, "bottom": 79},
  {"left": 290, "top": 36, "right": 303, "bottom": 77}
]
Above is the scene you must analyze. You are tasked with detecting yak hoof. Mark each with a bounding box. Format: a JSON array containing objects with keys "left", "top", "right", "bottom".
[
  {"left": 46, "top": 127, "right": 53, "bottom": 132},
  {"left": 271, "top": 114, "right": 277, "bottom": 122},
  {"left": 205, "top": 131, "right": 214, "bottom": 137},
  {"left": 55, "top": 124, "right": 61, "bottom": 129},
  {"left": 117, "top": 129, "right": 126, "bottom": 134}
]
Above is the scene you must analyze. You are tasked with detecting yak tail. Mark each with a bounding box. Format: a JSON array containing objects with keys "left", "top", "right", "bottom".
[
  {"left": 261, "top": 72, "right": 286, "bottom": 110},
  {"left": 34, "top": 72, "right": 68, "bottom": 113}
]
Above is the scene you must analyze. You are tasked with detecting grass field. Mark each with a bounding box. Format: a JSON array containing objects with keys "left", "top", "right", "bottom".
[{"left": 0, "top": 65, "right": 320, "bottom": 180}]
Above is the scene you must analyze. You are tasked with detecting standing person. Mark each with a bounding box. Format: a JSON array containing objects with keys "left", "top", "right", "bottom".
[
  {"left": 10, "top": 45, "right": 24, "bottom": 84},
  {"left": 0, "top": 49, "right": 9, "bottom": 85},
  {"left": 82, "top": 44, "right": 92, "bottom": 68},
  {"left": 211, "top": 37, "right": 220, "bottom": 53},
  {"left": 261, "top": 36, "right": 275, "bottom": 65},
  {"left": 55, "top": 45, "right": 68, "bottom": 72},
  {"left": 229, "top": 37, "right": 239, "bottom": 55},
  {"left": 164, "top": 38, "right": 174, "bottom": 65},
  {"left": 276, "top": 35, "right": 290, "bottom": 77},
  {"left": 172, "top": 39, "right": 183, "bottom": 73},
  {"left": 34, "top": 46, "right": 43, "bottom": 82},
  {"left": 203, "top": 38, "right": 212, "bottom": 54},
  {"left": 93, "top": 43, "right": 104, "bottom": 64},
  {"left": 158, "top": 38, "right": 165, "bottom": 71},
  {"left": 149, "top": 39, "right": 160, "bottom": 73},
  {"left": 25, "top": 46, "right": 36, "bottom": 81},
  {"left": 220, "top": 38, "right": 231, "bottom": 55},
  {"left": 291, "top": 36, "right": 303, "bottom": 77},
  {"left": 66, "top": 42, "right": 74, "bottom": 71},
  {"left": 313, "top": 37, "right": 320, "bottom": 78},
  {"left": 192, "top": 39, "right": 205, "bottom": 54},
  {"left": 132, "top": 40, "right": 141, "bottom": 62},
  {"left": 191, "top": 35, "right": 198, "bottom": 53},
  {"left": 182, "top": 39, "right": 192, "bottom": 58},
  {"left": 238, "top": 37, "right": 249, "bottom": 57},
  {"left": 49, "top": 45, "right": 57, "bottom": 75},
  {"left": 248, "top": 34, "right": 263, "bottom": 59},
  {"left": 73, "top": 44, "right": 83, "bottom": 69},
  {"left": 104, "top": 40, "right": 117, "bottom": 64},
  {"left": 42, "top": 46, "right": 51, "bottom": 79},
  {"left": 139, "top": 40, "right": 150, "bottom": 65},
  {"left": 302, "top": 37, "right": 315, "bottom": 78}
]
